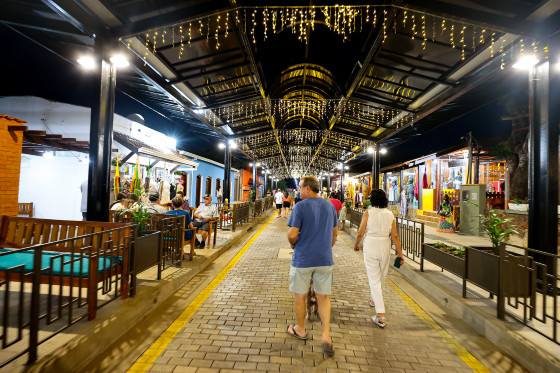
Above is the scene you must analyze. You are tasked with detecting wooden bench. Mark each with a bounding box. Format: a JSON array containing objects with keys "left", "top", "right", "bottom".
[
  {"left": 189, "top": 207, "right": 218, "bottom": 248},
  {"left": 17, "top": 202, "right": 33, "bottom": 218},
  {"left": 0, "top": 216, "right": 132, "bottom": 320}
]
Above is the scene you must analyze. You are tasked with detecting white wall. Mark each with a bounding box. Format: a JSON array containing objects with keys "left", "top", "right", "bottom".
[{"left": 19, "top": 153, "right": 88, "bottom": 220}]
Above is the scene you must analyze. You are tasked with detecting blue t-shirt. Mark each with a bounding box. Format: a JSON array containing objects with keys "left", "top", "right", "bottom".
[
  {"left": 166, "top": 210, "right": 193, "bottom": 240},
  {"left": 287, "top": 197, "right": 338, "bottom": 268}
]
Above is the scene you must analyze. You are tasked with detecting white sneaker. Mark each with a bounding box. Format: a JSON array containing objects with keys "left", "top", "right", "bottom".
[{"left": 372, "top": 315, "right": 386, "bottom": 328}]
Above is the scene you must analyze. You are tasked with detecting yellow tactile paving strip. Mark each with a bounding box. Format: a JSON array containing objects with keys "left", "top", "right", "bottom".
[
  {"left": 388, "top": 279, "right": 490, "bottom": 373},
  {"left": 127, "top": 213, "right": 277, "bottom": 373}
]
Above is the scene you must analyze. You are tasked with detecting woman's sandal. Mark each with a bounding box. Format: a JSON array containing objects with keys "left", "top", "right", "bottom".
[
  {"left": 369, "top": 298, "right": 375, "bottom": 307},
  {"left": 372, "top": 315, "right": 386, "bottom": 328}
]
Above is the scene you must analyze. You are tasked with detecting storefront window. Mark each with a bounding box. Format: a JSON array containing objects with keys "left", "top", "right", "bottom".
[{"left": 386, "top": 173, "right": 400, "bottom": 204}]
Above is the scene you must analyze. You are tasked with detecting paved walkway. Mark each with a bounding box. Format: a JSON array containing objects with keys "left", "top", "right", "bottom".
[{"left": 128, "top": 212, "right": 489, "bottom": 373}]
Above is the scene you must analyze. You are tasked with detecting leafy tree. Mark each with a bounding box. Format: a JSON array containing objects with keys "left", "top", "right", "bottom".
[{"left": 277, "top": 179, "right": 287, "bottom": 191}]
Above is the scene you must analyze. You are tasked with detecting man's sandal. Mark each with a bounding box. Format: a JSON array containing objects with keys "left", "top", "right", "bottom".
[{"left": 286, "top": 324, "right": 307, "bottom": 340}]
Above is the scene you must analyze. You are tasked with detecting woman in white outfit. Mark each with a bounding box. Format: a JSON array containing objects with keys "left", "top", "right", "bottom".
[{"left": 354, "top": 189, "right": 404, "bottom": 328}]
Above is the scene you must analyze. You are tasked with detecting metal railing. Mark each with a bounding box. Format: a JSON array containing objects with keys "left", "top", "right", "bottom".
[
  {"left": 395, "top": 217, "right": 424, "bottom": 264},
  {"left": 232, "top": 202, "right": 251, "bottom": 232},
  {"left": 112, "top": 213, "right": 184, "bottom": 271},
  {"left": 348, "top": 207, "right": 364, "bottom": 228},
  {"left": 0, "top": 225, "right": 133, "bottom": 366},
  {"left": 502, "top": 243, "right": 559, "bottom": 345}
]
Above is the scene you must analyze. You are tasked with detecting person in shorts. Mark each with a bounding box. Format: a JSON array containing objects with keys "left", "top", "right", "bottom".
[
  {"left": 282, "top": 191, "right": 292, "bottom": 218},
  {"left": 192, "top": 194, "right": 218, "bottom": 248},
  {"left": 274, "top": 189, "right": 284, "bottom": 218},
  {"left": 286, "top": 176, "right": 338, "bottom": 357}
]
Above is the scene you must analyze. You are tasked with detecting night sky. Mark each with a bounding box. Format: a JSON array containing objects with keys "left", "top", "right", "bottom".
[{"left": 0, "top": 24, "right": 523, "bottom": 176}]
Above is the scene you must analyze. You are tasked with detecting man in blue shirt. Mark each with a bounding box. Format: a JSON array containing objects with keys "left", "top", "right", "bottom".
[{"left": 286, "top": 176, "right": 338, "bottom": 357}]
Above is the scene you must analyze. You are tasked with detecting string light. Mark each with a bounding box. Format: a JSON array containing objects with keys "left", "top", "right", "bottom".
[
  {"left": 460, "top": 26, "right": 466, "bottom": 59},
  {"left": 422, "top": 15, "right": 426, "bottom": 49},
  {"left": 490, "top": 32, "right": 495, "bottom": 57}
]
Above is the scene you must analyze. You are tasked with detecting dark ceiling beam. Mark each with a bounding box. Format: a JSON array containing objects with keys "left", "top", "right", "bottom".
[
  {"left": 370, "top": 62, "right": 454, "bottom": 86},
  {"left": 175, "top": 53, "right": 245, "bottom": 74},
  {"left": 378, "top": 49, "right": 454, "bottom": 69},
  {"left": 362, "top": 75, "right": 425, "bottom": 93},
  {"left": 205, "top": 92, "right": 261, "bottom": 108},
  {"left": 380, "top": 45, "right": 507, "bottom": 144},
  {"left": 41, "top": 0, "right": 102, "bottom": 36},
  {"left": 170, "top": 47, "right": 239, "bottom": 66},
  {"left": 353, "top": 92, "right": 414, "bottom": 112},
  {"left": 230, "top": 121, "right": 270, "bottom": 132},
  {"left": 0, "top": 10, "right": 88, "bottom": 38},
  {"left": 201, "top": 84, "right": 255, "bottom": 99},
  {"left": 170, "top": 61, "right": 249, "bottom": 83},
  {"left": 330, "top": 127, "right": 371, "bottom": 141},
  {"left": 191, "top": 73, "right": 252, "bottom": 89},
  {"left": 232, "top": 127, "right": 273, "bottom": 138},
  {"left": 112, "top": 2, "right": 228, "bottom": 39}
]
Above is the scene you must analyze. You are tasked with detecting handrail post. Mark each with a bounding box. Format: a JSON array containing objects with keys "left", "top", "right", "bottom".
[{"left": 27, "top": 247, "right": 42, "bottom": 364}]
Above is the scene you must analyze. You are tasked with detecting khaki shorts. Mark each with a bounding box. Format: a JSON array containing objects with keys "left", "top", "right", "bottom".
[{"left": 289, "top": 265, "right": 333, "bottom": 295}]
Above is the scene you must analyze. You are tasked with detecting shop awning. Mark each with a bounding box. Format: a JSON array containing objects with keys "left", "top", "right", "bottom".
[{"left": 114, "top": 131, "right": 198, "bottom": 168}]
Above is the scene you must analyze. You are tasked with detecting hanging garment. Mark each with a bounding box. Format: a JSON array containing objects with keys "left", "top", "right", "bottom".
[
  {"left": 400, "top": 190, "right": 407, "bottom": 218},
  {"left": 161, "top": 180, "right": 171, "bottom": 202},
  {"left": 423, "top": 172, "right": 429, "bottom": 189}
]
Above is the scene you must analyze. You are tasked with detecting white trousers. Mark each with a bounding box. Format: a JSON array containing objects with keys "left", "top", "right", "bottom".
[{"left": 363, "top": 236, "right": 391, "bottom": 314}]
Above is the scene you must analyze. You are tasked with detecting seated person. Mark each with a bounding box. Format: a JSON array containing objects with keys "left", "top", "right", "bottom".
[
  {"left": 110, "top": 192, "right": 127, "bottom": 210},
  {"left": 192, "top": 194, "right": 219, "bottom": 249},
  {"left": 165, "top": 191, "right": 190, "bottom": 211},
  {"left": 148, "top": 192, "right": 168, "bottom": 214},
  {"left": 166, "top": 197, "right": 193, "bottom": 243}
]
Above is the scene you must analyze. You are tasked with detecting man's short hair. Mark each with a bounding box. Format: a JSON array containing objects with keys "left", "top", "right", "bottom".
[
  {"left": 171, "top": 196, "right": 183, "bottom": 208},
  {"left": 300, "top": 176, "right": 320, "bottom": 193},
  {"left": 149, "top": 193, "right": 160, "bottom": 202},
  {"left": 176, "top": 191, "right": 184, "bottom": 197}
]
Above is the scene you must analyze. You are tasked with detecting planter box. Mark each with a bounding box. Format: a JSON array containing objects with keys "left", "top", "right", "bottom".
[
  {"left": 467, "top": 246, "right": 531, "bottom": 297},
  {"left": 421, "top": 244, "right": 531, "bottom": 298},
  {"left": 509, "top": 203, "right": 528, "bottom": 212},
  {"left": 422, "top": 243, "right": 465, "bottom": 277},
  {"left": 132, "top": 230, "right": 162, "bottom": 275}
]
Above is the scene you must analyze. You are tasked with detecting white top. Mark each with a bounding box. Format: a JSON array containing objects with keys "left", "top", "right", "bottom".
[
  {"left": 357, "top": 192, "right": 364, "bottom": 203},
  {"left": 195, "top": 203, "right": 219, "bottom": 219},
  {"left": 365, "top": 207, "right": 394, "bottom": 238},
  {"left": 274, "top": 191, "right": 284, "bottom": 204}
]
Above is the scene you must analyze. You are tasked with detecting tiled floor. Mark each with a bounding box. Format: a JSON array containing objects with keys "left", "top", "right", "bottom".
[{"left": 130, "top": 212, "right": 488, "bottom": 373}]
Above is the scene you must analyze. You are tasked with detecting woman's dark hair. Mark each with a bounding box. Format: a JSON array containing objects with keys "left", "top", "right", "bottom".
[
  {"left": 127, "top": 193, "right": 139, "bottom": 202},
  {"left": 171, "top": 196, "right": 184, "bottom": 208},
  {"left": 330, "top": 191, "right": 337, "bottom": 198},
  {"left": 284, "top": 191, "right": 288, "bottom": 197},
  {"left": 444, "top": 194, "right": 450, "bottom": 203},
  {"left": 369, "top": 189, "right": 388, "bottom": 208},
  {"left": 176, "top": 191, "right": 184, "bottom": 197},
  {"left": 116, "top": 192, "right": 127, "bottom": 201}
]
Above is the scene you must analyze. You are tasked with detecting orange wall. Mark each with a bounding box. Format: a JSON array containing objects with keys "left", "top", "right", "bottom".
[{"left": 0, "top": 116, "right": 25, "bottom": 216}]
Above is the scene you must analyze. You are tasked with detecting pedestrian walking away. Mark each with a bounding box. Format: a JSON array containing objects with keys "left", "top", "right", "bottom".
[
  {"left": 286, "top": 176, "right": 338, "bottom": 357},
  {"left": 282, "top": 191, "right": 292, "bottom": 218},
  {"left": 274, "top": 189, "right": 283, "bottom": 218},
  {"left": 353, "top": 189, "right": 404, "bottom": 328}
]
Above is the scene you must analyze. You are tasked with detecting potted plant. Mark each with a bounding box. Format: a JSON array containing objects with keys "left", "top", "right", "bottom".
[
  {"left": 363, "top": 199, "right": 372, "bottom": 209},
  {"left": 467, "top": 210, "right": 530, "bottom": 297},
  {"left": 508, "top": 197, "right": 528, "bottom": 211},
  {"left": 115, "top": 190, "right": 163, "bottom": 275}
]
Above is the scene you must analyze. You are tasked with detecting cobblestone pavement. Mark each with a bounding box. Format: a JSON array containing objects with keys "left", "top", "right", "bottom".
[{"left": 133, "top": 212, "right": 485, "bottom": 373}]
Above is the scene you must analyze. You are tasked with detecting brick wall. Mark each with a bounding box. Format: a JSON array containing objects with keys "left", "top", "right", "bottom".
[{"left": 0, "top": 115, "right": 26, "bottom": 216}]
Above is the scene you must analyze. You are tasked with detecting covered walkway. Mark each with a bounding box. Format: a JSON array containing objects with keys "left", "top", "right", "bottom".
[{"left": 123, "top": 213, "right": 521, "bottom": 373}]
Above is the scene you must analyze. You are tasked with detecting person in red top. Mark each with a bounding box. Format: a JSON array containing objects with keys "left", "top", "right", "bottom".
[{"left": 329, "top": 191, "right": 343, "bottom": 215}]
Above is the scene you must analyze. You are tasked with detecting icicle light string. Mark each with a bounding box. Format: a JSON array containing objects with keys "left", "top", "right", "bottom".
[{"left": 132, "top": 6, "right": 544, "bottom": 70}]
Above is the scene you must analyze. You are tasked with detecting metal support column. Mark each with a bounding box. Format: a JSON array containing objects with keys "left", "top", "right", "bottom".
[
  {"left": 264, "top": 171, "right": 267, "bottom": 195},
  {"left": 87, "top": 46, "right": 116, "bottom": 222},
  {"left": 474, "top": 149, "right": 480, "bottom": 184},
  {"left": 372, "top": 145, "right": 379, "bottom": 191},
  {"left": 466, "top": 132, "right": 473, "bottom": 184},
  {"left": 528, "top": 59, "right": 559, "bottom": 256},
  {"left": 224, "top": 141, "right": 231, "bottom": 203},
  {"left": 340, "top": 164, "right": 345, "bottom": 202},
  {"left": 252, "top": 162, "right": 257, "bottom": 196}
]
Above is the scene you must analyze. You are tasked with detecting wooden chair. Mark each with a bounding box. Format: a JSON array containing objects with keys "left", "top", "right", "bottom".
[
  {"left": 189, "top": 207, "right": 218, "bottom": 248},
  {"left": 18, "top": 202, "right": 33, "bottom": 218}
]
